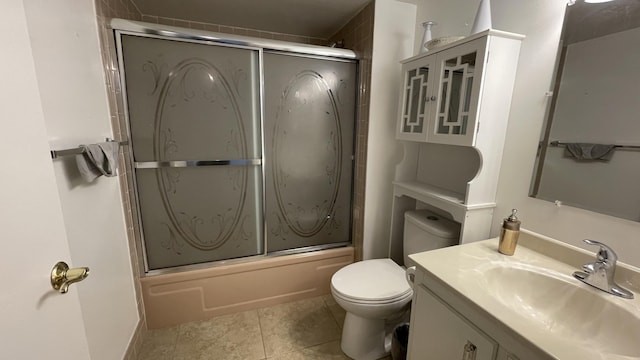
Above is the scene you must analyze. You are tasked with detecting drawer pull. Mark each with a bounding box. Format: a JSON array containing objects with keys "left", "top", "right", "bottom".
[{"left": 461, "top": 341, "right": 477, "bottom": 360}]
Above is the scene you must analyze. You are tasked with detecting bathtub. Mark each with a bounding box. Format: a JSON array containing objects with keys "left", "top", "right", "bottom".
[{"left": 141, "top": 247, "right": 354, "bottom": 328}]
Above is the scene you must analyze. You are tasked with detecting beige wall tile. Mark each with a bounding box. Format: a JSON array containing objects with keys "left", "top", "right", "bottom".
[
  {"left": 157, "top": 17, "right": 175, "bottom": 26},
  {"left": 219, "top": 25, "right": 234, "bottom": 34},
  {"left": 200, "top": 23, "right": 217, "bottom": 33},
  {"left": 328, "top": 1, "right": 374, "bottom": 261},
  {"left": 93, "top": 2, "right": 147, "bottom": 355},
  {"left": 189, "top": 21, "right": 206, "bottom": 30},
  {"left": 173, "top": 19, "right": 190, "bottom": 28},
  {"left": 141, "top": 15, "right": 158, "bottom": 23}
]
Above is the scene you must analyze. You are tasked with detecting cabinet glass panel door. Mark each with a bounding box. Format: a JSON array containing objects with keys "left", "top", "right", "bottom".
[
  {"left": 398, "top": 56, "right": 436, "bottom": 141},
  {"left": 430, "top": 38, "right": 486, "bottom": 146},
  {"left": 438, "top": 53, "right": 475, "bottom": 136}
]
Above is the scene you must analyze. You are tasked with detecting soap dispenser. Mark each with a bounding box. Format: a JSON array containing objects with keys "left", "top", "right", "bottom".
[{"left": 498, "top": 209, "right": 521, "bottom": 255}]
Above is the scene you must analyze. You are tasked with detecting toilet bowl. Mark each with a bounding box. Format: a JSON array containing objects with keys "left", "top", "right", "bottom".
[
  {"left": 331, "top": 210, "right": 460, "bottom": 359},
  {"left": 331, "top": 259, "right": 412, "bottom": 360}
]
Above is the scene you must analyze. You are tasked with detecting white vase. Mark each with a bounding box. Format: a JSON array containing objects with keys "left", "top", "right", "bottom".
[
  {"left": 471, "top": 0, "right": 492, "bottom": 34},
  {"left": 420, "top": 21, "right": 436, "bottom": 53}
]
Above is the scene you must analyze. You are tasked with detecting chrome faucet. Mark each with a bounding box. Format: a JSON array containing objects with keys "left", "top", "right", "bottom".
[{"left": 573, "top": 239, "right": 634, "bottom": 299}]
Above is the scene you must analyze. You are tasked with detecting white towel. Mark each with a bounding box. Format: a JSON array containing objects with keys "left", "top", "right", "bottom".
[{"left": 75, "top": 142, "right": 120, "bottom": 182}]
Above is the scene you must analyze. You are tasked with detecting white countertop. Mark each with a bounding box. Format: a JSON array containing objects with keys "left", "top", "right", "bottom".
[{"left": 409, "top": 229, "right": 640, "bottom": 360}]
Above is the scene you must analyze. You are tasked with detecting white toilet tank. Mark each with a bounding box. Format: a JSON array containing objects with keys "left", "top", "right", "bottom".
[{"left": 403, "top": 210, "right": 460, "bottom": 266}]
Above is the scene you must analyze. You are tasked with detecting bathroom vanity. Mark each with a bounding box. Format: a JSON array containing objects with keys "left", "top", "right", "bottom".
[{"left": 406, "top": 230, "right": 640, "bottom": 360}]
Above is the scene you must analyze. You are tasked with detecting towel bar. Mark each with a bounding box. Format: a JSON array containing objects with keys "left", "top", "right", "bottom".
[
  {"left": 50, "top": 139, "right": 128, "bottom": 159},
  {"left": 549, "top": 141, "right": 640, "bottom": 150}
]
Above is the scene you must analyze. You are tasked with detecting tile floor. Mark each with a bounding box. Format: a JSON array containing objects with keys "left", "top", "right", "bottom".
[{"left": 138, "top": 295, "right": 393, "bottom": 360}]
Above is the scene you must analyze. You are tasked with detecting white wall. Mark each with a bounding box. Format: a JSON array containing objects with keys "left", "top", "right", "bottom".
[
  {"left": 411, "top": 0, "right": 640, "bottom": 266},
  {"left": 23, "top": 0, "right": 139, "bottom": 359},
  {"left": 536, "top": 27, "right": 640, "bottom": 221},
  {"left": 363, "top": 0, "right": 417, "bottom": 259},
  {"left": 1, "top": 1, "right": 91, "bottom": 358}
]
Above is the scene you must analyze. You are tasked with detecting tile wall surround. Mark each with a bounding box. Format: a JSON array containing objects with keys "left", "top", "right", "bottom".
[
  {"left": 92, "top": 0, "right": 374, "bottom": 357},
  {"left": 140, "top": 15, "right": 328, "bottom": 45},
  {"left": 93, "top": 2, "right": 144, "bottom": 360},
  {"left": 329, "top": 2, "right": 375, "bottom": 261}
]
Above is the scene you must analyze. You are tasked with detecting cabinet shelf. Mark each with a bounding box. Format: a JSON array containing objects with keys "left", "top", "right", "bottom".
[{"left": 393, "top": 181, "right": 495, "bottom": 222}]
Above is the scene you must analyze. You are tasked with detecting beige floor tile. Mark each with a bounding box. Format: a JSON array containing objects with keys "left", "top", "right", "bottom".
[
  {"left": 173, "top": 310, "right": 265, "bottom": 360},
  {"left": 322, "top": 294, "right": 346, "bottom": 329},
  {"left": 258, "top": 297, "right": 342, "bottom": 358},
  {"left": 138, "top": 326, "right": 180, "bottom": 360},
  {"left": 266, "top": 340, "right": 349, "bottom": 360}
]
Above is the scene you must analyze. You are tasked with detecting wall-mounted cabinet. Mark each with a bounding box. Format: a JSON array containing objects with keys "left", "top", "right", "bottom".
[
  {"left": 397, "top": 37, "right": 486, "bottom": 146},
  {"left": 396, "top": 29, "right": 522, "bottom": 147},
  {"left": 390, "top": 30, "right": 524, "bottom": 262}
]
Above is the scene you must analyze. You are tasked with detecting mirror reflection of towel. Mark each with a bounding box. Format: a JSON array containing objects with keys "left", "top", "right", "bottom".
[
  {"left": 75, "top": 142, "right": 120, "bottom": 182},
  {"left": 564, "top": 143, "right": 616, "bottom": 161}
]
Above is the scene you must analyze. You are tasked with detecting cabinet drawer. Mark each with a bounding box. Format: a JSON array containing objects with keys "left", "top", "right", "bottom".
[{"left": 408, "top": 285, "right": 497, "bottom": 360}]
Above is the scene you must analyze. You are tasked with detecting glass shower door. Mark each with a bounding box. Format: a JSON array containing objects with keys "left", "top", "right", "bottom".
[
  {"left": 263, "top": 52, "right": 357, "bottom": 253},
  {"left": 120, "top": 35, "right": 263, "bottom": 270}
]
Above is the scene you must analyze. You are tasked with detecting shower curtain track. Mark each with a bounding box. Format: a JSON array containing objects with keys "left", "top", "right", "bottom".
[{"left": 110, "top": 18, "right": 357, "bottom": 61}]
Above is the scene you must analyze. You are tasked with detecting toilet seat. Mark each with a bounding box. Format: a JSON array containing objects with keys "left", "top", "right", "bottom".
[{"left": 331, "top": 259, "right": 412, "bottom": 304}]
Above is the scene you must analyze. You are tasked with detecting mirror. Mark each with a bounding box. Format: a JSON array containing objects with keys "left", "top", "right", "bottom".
[{"left": 530, "top": 0, "right": 640, "bottom": 222}]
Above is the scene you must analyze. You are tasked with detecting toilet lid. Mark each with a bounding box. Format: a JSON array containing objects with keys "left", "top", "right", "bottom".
[{"left": 331, "top": 259, "right": 412, "bottom": 302}]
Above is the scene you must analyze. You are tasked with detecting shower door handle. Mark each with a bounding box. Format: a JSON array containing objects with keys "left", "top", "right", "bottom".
[{"left": 134, "top": 159, "right": 262, "bottom": 169}]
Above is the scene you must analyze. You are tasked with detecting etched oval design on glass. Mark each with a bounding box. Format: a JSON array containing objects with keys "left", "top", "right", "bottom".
[
  {"left": 272, "top": 70, "right": 342, "bottom": 237},
  {"left": 154, "top": 59, "right": 248, "bottom": 250}
]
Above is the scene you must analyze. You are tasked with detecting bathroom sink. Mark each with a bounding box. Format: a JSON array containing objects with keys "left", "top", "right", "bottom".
[
  {"left": 409, "top": 230, "right": 640, "bottom": 360},
  {"left": 479, "top": 264, "right": 640, "bottom": 357}
]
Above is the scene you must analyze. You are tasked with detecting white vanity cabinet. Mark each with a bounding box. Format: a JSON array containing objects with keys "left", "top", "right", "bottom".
[
  {"left": 496, "top": 349, "right": 520, "bottom": 360},
  {"left": 408, "top": 284, "right": 497, "bottom": 360},
  {"left": 407, "top": 259, "right": 549, "bottom": 360}
]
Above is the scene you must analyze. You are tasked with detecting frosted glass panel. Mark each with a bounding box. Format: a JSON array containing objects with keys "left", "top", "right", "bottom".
[
  {"left": 119, "top": 34, "right": 357, "bottom": 269},
  {"left": 121, "top": 35, "right": 261, "bottom": 161},
  {"left": 120, "top": 35, "right": 263, "bottom": 270},
  {"left": 136, "top": 166, "right": 263, "bottom": 270},
  {"left": 263, "top": 52, "right": 356, "bottom": 252}
]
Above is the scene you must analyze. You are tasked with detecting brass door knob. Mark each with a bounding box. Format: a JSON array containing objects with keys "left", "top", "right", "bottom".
[{"left": 51, "top": 261, "right": 90, "bottom": 294}]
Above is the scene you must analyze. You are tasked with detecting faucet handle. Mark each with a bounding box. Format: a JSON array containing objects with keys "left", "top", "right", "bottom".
[
  {"left": 583, "top": 239, "right": 618, "bottom": 264},
  {"left": 582, "top": 262, "right": 597, "bottom": 273}
]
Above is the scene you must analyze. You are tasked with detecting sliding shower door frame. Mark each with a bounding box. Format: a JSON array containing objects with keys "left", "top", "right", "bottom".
[{"left": 113, "top": 23, "right": 357, "bottom": 275}]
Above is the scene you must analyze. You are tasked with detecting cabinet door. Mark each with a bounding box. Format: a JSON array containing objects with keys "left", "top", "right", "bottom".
[
  {"left": 397, "top": 55, "right": 437, "bottom": 141},
  {"left": 407, "top": 285, "right": 497, "bottom": 360},
  {"left": 428, "top": 37, "right": 487, "bottom": 146},
  {"left": 496, "top": 348, "right": 520, "bottom": 360}
]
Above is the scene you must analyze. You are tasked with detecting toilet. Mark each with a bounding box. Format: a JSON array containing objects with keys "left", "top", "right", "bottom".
[{"left": 331, "top": 209, "right": 460, "bottom": 359}]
